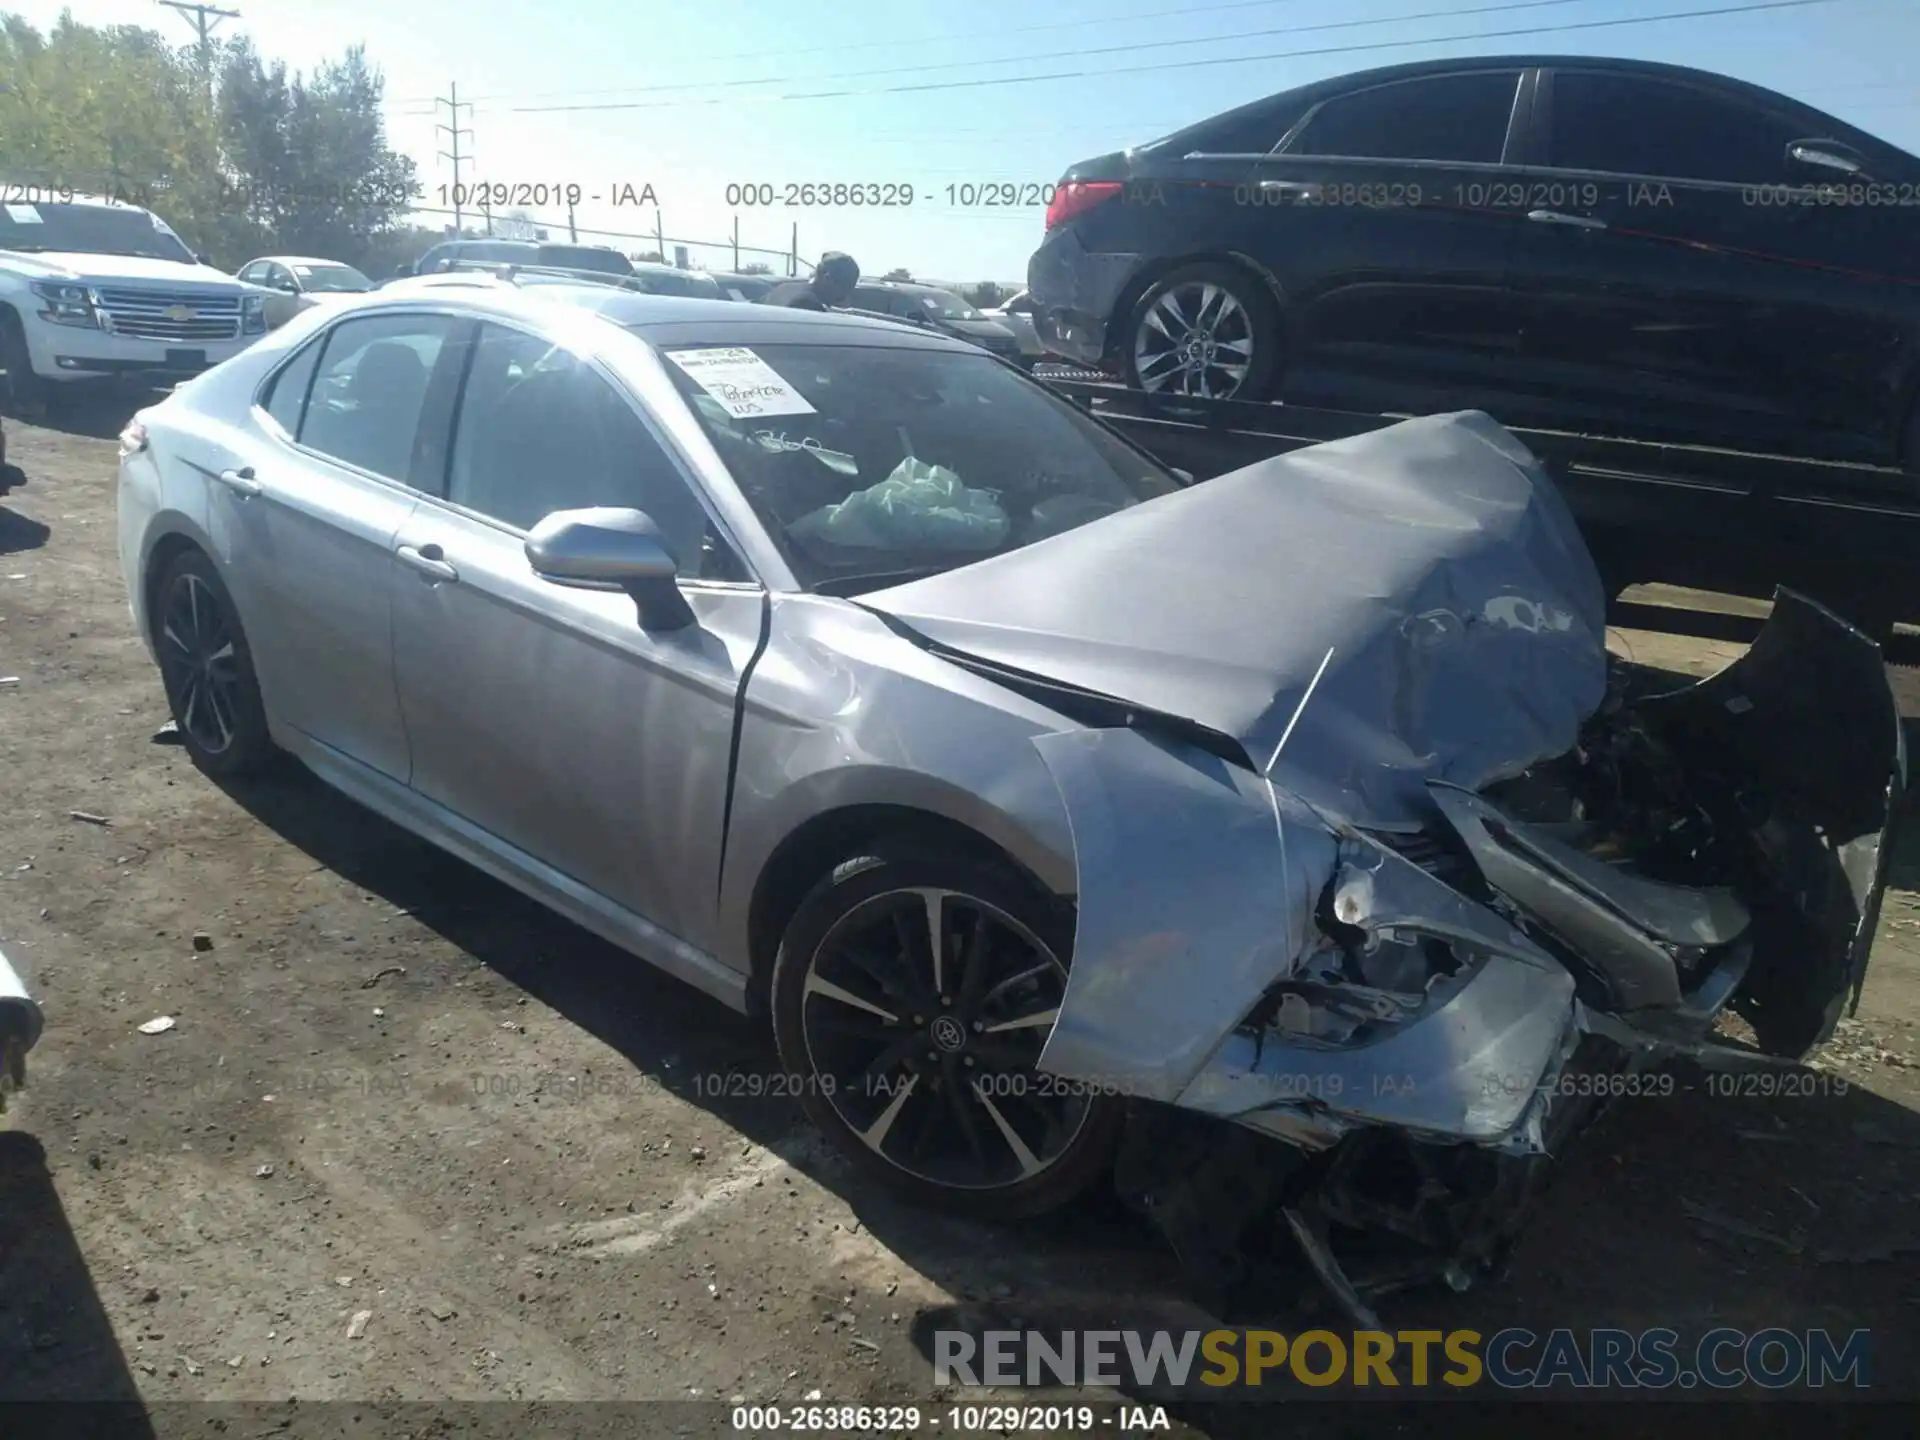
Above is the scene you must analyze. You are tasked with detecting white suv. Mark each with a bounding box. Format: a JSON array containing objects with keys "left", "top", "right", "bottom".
[{"left": 0, "top": 192, "right": 266, "bottom": 410}]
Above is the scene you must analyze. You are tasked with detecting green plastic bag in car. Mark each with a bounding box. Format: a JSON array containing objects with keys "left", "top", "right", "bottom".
[{"left": 790, "top": 456, "right": 1009, "bottom": 550}]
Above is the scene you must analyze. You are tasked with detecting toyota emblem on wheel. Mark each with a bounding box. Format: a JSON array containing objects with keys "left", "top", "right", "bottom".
[{"left": 930, "top": 1014, "right": 967, "bottom": 1052}]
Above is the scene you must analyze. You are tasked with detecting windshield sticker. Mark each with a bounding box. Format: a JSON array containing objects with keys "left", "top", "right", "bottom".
[
  {"left": 666, "top": 346, "right": 816, "bottom": 419},
  {"left": 4, "top": 204, "right": 44, "bottom": 224}
]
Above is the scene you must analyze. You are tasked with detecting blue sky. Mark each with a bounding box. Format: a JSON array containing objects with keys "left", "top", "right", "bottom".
[{"left": 13, "top": 0, "right": 1918, "bottom": 282}]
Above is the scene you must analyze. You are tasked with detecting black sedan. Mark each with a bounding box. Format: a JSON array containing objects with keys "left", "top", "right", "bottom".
[{"left": 1028, "top": 55, "right": 1920, "bottom": 468}]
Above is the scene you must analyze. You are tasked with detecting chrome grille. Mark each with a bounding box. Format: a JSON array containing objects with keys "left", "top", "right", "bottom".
[{"left": 96, "top": 288, "right": 242, "bottom": 342}]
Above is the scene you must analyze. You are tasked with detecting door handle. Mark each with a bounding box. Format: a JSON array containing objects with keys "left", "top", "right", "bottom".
[
  {"left": 215, "top": 466, "right": 263, "bottom": 498},
  {"left": 1259, "top": 180, "right": 1322, "bottom": 201},
  {"left": 397, "top": 542, "right": 459, "bottom": 583},
  {"left": 1526, "top": 209, "right": 1608, "bottom": 231}
]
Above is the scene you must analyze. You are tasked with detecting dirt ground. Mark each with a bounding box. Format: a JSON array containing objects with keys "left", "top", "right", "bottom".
[{"left": 0, "top": 404, "right": 1915, "bottom": 1436}]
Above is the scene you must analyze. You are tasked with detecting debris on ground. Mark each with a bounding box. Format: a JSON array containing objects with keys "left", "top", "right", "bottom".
[
  {"left": 361, "top": 966, "right": 405, "bottom": 989},
  {"left": 136, "top": 1016, "right": 175, "bottom": 1035},
  {"left": 68, "top": 810, "right": 111, "bottom": 827},
  {"left": 347, "top": 1310, "right": 372, "bottom": 1340},
  {"left": 191, "top": 932, "right": 213, "bottom": 952}
]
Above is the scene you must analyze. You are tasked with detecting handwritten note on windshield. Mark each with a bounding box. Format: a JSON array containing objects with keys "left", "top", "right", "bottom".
[{"left": 666, "top": 346, "right": 816, "bottom": 419}]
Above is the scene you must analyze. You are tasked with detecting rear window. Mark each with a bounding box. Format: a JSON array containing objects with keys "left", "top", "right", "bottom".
[
  {"left": 1283, "top": 71, "right": 1522, "bottom": 164},
  {"left": 537, "top": 245, "right": 633, "bottom": 275},
  {"left": 654, "top": 341, "right": 1179, "bottom": 592}
]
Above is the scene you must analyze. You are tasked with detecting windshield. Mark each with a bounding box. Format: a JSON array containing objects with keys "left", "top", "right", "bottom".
[
  {"left": 656, "top": 341, "right": 1180, "bottom": 592},
  {"left": 636, "top": 269, "right": 725, "bottom": 299},
  {"left": 915, "top": 290, "right": 982, "bottom": 320},
  {"left": 295, "top": 262, "right": 371, "bottom": 293},
  {"left": 0, "top": 200, "right": 197, "bottom": 262}
]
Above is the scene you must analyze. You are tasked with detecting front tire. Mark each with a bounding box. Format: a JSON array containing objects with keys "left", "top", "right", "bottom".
[
  {"left": 771, "top": 839, "right": 1121, "bottom": 1221},
  {"left": 152, "top": 549, "right": 275, "bottom": 778},
  {"left": 0, "top": 312, "right": 47, "bottom": 418},
  {"left": 1121, "top": 261, "right": 1281, "bottom": 402}
]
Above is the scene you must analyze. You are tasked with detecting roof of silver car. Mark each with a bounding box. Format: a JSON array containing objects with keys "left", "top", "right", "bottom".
[{"left": 366, "top": 282, "right": 981, "bottom": 351}]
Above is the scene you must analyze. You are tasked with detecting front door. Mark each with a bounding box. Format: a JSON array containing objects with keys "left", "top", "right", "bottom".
[
  {"left": 1508, "top": 67, "right": 1914, "bottom": 463},
  {"left": 389, "top": 321, "right": 764, "bottom": 954}
]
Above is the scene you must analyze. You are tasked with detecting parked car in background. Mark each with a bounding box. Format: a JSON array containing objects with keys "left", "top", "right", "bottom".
[
  {"left": 624, "top": 261, "right": 728, "bottom": 299},
  {"left": 1029, "top": 55, "right": 1920, "bottom": 466},
  {"left": 847, "top": 280, "right": 1023, "bottom": 364},
  {"left": 980, "top": 289, "right": 1047, "bottom": 367},
  {"left": 236, "top": 255, "right": 373, "bottom": 329},
  {"left": 711, "top": 271, "right": 778, "bottom": 302},
  {"left": 402, "top": 239, "right": 635, "bottom": 280},
  {"left": 0, "top": 192, "right": 265, "bottom": 412}
]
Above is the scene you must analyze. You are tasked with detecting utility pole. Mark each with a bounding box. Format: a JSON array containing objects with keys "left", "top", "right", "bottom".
[
  {"left": 435, "top": 82, "right": 473, "bottom": 236},
  {"left": 567, "top": 198, "right": 577, "bottom": 243},
  {"left": 158, "top": 2, "right": 238, "bottom": 95},
  {"left": 731, "top": 216, "right": 739, "bottom": 272}
]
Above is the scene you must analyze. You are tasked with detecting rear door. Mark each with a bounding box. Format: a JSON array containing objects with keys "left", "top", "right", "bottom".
[
  {"left": 1150, "top": 67, "right": 1533, "bottom": 408},
  {"left": 1508, "top": 67, "right": 1915, "bottom": 461},
  {"left": 209, "top": 310, "right": 467, "bottom": 780}
]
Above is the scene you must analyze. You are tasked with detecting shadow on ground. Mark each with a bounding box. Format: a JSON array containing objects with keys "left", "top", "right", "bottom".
[
  {"left": 212, "top": 754, "right": 1920, "bottom": 1420},
  {"left": 0, "top": 1132, "right": 153, "bottom": 1428},
  {"left": 0, "top": 504, "right": 50, "bottom": 556},
  {"left": 211, "top": 761, "right": 1189, "bottom": 1326}
]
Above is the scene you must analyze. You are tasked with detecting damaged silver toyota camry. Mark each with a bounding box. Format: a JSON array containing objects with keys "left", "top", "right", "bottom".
[{"left": 122, "top": 292, "right": 1902, "bottom": 1319}]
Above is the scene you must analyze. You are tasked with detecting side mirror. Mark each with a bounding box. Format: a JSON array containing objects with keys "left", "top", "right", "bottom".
[
  {"left": 275, "top": 277, "right": 299, "bottom": 293},
  {"left": 525, "top": 507, "right": 695, "bottom": 632},
  {"left": 1786, "top": 138, "right": 1868, "bottom": 180},
  {"left": 394, "top": 261, "right": 414, "bottom": 277}
]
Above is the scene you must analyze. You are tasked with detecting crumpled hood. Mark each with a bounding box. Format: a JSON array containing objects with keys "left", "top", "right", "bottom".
[
  {"left": 1, "top": 250, "right": 243, "bottom": 290},
  {"left": 862, "top": 410, "right": 1608, "bottom": 827}
]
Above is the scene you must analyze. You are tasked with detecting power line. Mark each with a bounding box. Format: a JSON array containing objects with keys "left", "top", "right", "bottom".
[
  {"left": 506, "top": 0, "right": 1846, "bottom": 115},
  {"left": 156, "top": 0, "right": 238, "bottom": 47},
  {"left": 465, "top": 0, "right": 1595, "bottom": 109},
  {"left": 435, "top": 82, "right": 474, "bottom": 235},
  {"left": 393, "top": 0, "right": 1327, "bottom": 105}
]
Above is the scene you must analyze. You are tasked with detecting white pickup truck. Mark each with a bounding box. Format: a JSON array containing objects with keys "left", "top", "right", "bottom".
[{"left": 0, "top": 192, "right": 266, "bottom": 411}]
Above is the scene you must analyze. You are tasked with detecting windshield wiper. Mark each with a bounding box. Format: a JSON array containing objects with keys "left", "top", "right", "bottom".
[{"left": 1, "top": 244, "right": 48, "bottom": 253}]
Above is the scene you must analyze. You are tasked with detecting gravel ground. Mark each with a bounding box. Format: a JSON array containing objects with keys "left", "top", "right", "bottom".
[{"left": 0, "top": 404, "right": 1915, "bottom": 1436}]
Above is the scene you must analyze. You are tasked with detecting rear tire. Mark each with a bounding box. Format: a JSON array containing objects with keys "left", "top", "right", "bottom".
[
  {"left": 1120, "top": 261, "right": 1281, "bottom": 402},
  {"left": 770, "top": 838, "right": 1121, "bottom": 1222},
  {"left": 151, "top": 549, "right": 276, "bottom": 779}
]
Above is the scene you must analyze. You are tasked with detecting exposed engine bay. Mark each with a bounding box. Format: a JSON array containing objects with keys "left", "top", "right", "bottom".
[{"left": 1032, "top": 591, "right": 1902, "bottom": 1326}]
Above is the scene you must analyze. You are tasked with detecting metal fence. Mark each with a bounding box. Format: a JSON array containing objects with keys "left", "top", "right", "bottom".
[{"left": 402, "top": 204, "right": 813, "bottom": 276}]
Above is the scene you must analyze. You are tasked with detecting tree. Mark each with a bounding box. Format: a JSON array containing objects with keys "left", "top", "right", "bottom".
[
  {"left": 739, "top": 261, "right": 772, "bottom": 275},
  {"left": 968, "top": 281, "right": 1004, "bottom": 308},
  {"left": 217, "top": 41, "right": 417, "bottom": 269},
  {"left": 0, "top": 17, "right": 418, "bottom": 271},
  {"left": 883, "top": 267, "right": 912, "bottom": 281},
  {"left": 494, "top": 207, "right": 539, "bottom": 241}
]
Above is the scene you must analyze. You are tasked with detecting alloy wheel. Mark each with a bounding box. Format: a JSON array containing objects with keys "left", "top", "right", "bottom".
[
  {"left": 798, "top": 887, "right": 1088, "bottom": 1191},
  {"left": 1133, "top": 281, "right": 1256, "bottom": 398},
  {"left": 158, "top": 572, "right": 243, "bottom": 755}
]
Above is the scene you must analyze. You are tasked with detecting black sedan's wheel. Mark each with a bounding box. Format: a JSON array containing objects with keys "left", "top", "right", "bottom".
[
  {"left": 1121, "top": 261, "right": 1280, "bottom": 401},
  {"left": 153, "top": 549, "right": 274, "bottom": 777},
  {"left": 771, "top": 841, "right": 1121, "bottom": 1220}
]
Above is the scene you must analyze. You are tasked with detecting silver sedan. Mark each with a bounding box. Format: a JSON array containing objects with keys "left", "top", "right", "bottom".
[{"left": 115, "top": 280, "right": 1901, "bottom": 1300}]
